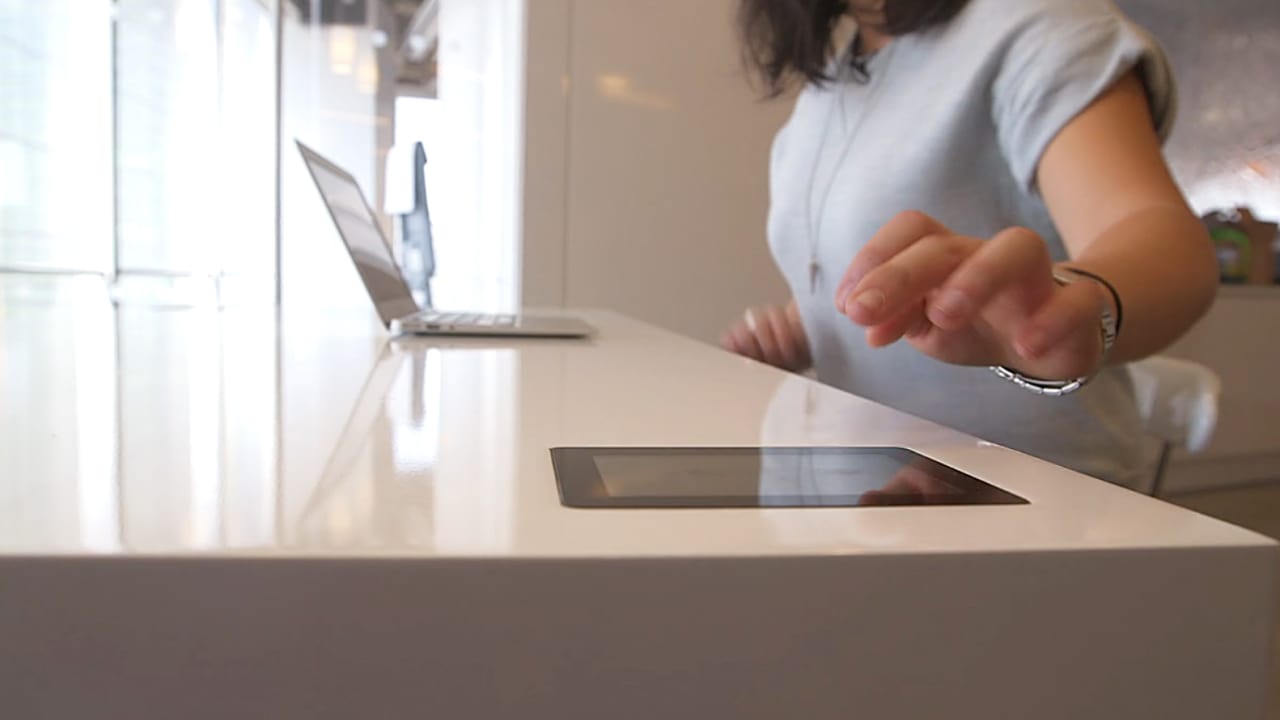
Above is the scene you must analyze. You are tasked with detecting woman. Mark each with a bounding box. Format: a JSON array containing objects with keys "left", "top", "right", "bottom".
[{"left": 721, "top": 0, "right": 1218, "bottom": 488}]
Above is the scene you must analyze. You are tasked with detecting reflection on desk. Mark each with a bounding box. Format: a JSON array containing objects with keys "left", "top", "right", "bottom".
[
  {"left": 1, "top": 275, "right": 525, "bottom": 554},
  {"left": 0, "top": 275, "right": 1270, "bottom": 561}
]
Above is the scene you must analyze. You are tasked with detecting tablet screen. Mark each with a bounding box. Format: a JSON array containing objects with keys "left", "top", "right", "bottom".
[{"left": 551, "top": 447, "right": 1026, "bottom": 508}]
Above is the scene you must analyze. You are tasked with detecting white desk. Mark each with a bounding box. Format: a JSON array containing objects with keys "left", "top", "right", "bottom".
[{"left": 1, "top": 280, "right": 1276, "bottom": 719}]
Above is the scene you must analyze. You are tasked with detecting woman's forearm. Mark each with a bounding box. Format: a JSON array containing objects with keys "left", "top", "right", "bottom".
[{"left": 1062, "top": 204, "right": 1218, "bottom": 365}]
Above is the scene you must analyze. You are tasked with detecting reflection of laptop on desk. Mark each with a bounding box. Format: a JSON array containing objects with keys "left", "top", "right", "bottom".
[
  {"left": 297, "top": 140, "right": 594, "bottom": 338},
  {"left": 292, "top": 340, "right": 414, "bottom": 545}
]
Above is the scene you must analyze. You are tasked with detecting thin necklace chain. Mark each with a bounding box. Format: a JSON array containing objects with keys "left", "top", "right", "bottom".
[{"left": 803, "top": 37, "right": 895, "bottom": 295}]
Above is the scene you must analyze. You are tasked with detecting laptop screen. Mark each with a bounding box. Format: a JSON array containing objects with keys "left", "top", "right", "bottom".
[{"left": 297, "top": 142, "right": 421, "bottom": 328}]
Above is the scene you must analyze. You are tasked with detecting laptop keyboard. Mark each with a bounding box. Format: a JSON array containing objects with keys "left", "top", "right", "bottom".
[{"left": 418, "top": 311, "right": 517, "bottom": 327}]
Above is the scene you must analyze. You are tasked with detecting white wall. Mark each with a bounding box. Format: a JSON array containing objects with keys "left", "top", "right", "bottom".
[
  {"left": 1161, "top": 287, "right": 1280, "bottom": 493},
  {"left": 522, "top": 0, "right": 794, "bottom": 342}
]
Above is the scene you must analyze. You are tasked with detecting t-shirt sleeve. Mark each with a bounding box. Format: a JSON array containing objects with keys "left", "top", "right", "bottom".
[{"left": 990, "top": 0, "right": 1177, "bottom": 194}]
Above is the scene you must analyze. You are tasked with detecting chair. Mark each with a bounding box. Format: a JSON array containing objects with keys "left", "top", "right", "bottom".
[
  {"left": 384, "top": 140, "right": 436, "bottom": 306},
  {"left": 1127, "top": 356, "right": 1222, "bottom": 497}
]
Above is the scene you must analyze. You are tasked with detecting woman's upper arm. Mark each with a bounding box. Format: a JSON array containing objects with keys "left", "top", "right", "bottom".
[{"left": 1035, "top": 71, "right": 1194, "bottom": 258}]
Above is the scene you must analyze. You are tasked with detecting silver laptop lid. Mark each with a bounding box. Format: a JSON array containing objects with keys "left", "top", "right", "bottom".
[{"left": 296, "top": 140, "right": 420, "bottom": 328}]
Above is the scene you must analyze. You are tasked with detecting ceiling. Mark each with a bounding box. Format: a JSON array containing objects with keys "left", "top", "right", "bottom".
[{"left": 285, "top": 0, "right": 437, "bottom": 88}]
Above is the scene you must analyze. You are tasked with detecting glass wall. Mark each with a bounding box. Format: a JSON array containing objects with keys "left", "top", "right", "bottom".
[
  {"left": 0, "top": 0, "right": 278, "bottom": 302},
  {"left": 0, "top": 0, "right": 114, "bottom": 273},
  {"left": 115, "top": 0, "right": 276, "bottom": 295}
]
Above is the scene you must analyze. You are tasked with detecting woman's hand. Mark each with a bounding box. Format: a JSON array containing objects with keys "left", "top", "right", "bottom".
[
  {"left": 834, "top": 210, "right": 1107, "bottom": 381},
  {"left": 721, "top": 300, "right": 813, "bottom": 373}
]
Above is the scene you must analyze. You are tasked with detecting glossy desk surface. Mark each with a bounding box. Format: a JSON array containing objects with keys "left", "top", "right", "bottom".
[{"left": 1, "top": 278, "right": 1272, "bottom": 560}]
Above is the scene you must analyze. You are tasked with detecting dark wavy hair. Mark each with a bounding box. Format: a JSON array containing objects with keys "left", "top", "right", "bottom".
[{"left": 737, "top": 0, "right": 971, "bottom": 96}]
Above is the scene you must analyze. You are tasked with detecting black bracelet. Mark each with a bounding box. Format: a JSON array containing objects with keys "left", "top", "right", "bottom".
[{"left": 1060, "top": 266, "right": 1124, "bottom": 337}]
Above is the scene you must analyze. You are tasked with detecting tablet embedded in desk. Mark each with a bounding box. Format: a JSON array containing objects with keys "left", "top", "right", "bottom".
[{"left": 550, "top": 447, "right": 1027, "bottom": 509}]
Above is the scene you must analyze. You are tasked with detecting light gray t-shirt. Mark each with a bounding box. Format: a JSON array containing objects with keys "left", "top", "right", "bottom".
[{"left": 767, "top": 0, "right": 1176, "bottom": 488}]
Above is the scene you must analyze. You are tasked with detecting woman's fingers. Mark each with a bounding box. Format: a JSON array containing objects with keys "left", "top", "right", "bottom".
[
  {"left": 864, "top": 301, "right": 929, "bottom": 348},
  {"left": 1014, "top": 279, "right": 1105, "bottom": 378},
  {"left": 762, "top": 306, "right": 804, "bottom": 370},
  {"left": 784, "top": 302, "right": 813, "bottom": 368},
  {"left": 829, "top": 213, "right": 1105, "bottom": 377},
  {"left": 723, "top": 319, "right": 765, "bottom": 362},
  {"left": 926, "top": 227, "right": 1055, "bottom": 331},
  {"left": 746, "top": 308, "right": 786, "bottom": 367},
  {"left": 840, "top": 233, "right": 978, "bottom": 327},
  {"left": 834, "top": 210, "right": 950, "bottom": 308},
  {"left": 722, "top": 306, "right": 809, "bottom": 371}
]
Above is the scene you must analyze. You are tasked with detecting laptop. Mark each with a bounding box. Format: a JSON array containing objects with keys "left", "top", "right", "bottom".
[{"left": 297, "top": 140, "right": 594, "bottom": 338}]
